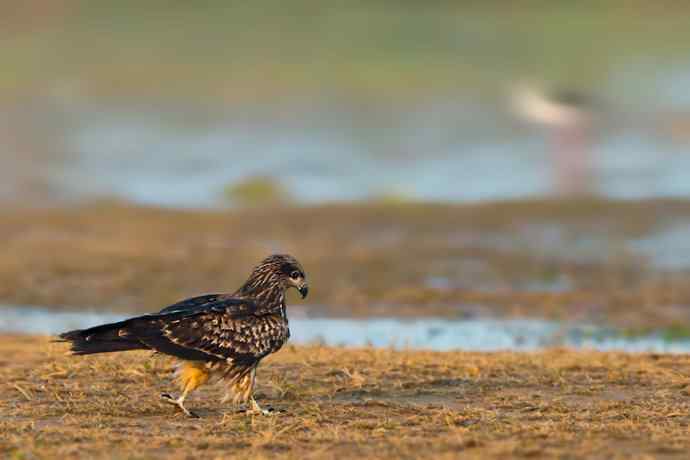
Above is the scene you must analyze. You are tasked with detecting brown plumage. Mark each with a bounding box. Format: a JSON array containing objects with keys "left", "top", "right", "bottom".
[{"left": 58, "top": 254, "right": 308, "bottom": 417}]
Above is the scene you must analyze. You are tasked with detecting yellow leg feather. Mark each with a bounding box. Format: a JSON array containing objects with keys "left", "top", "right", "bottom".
[
  {"left": 231, "top": 368, "right": 272, "bottom": 415},
  {"left": 161, "top": 362, "right": 210, "bottom": 418},
  {"left": 177, "top": 362, "right": 210, "bottom": 393}
]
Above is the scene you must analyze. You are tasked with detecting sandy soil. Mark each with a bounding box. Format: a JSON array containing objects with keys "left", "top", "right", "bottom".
[{"left": 2, "top": 335, "right": 690, "bottom": 459}]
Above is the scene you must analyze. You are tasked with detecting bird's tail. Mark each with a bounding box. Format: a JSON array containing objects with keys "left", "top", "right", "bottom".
[{"left": 57, "top": 319, "right": 148, "bottom": 355}]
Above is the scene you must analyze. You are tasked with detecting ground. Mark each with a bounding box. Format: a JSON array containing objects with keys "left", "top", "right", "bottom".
[
  {"left": 3, "top": 200, "right": 690, "bottom": 330},
  {"left": 2, "top": 335, "right": 690, "bottom": 459}
]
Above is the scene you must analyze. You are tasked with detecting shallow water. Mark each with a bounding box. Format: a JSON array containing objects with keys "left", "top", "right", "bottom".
[
  {"left": 6, "top": 65, "right": 690, "bottom": 210},
  {"left": 61, "top": 105, "right": 690, "bottom": 208},
  {"left": 3, "top": 305, "right": 689, "bottom": 353},
  {"left": 629, "top": 220, "right": 690, "bottom": 270}
]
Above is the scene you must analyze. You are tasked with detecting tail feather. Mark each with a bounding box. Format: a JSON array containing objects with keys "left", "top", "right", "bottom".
[
  {"left": 58, "top": 312, "right": 215, "bottom": 361},
  {"left": 58, "top": 318, "right": 149, "bottom": 355}
]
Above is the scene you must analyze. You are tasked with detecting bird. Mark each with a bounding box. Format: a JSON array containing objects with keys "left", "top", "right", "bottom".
[
  {"left": 511, "top": 82, "right": 599, "bottom": 196},
  {"left": 57, "top": 254, "right": 308, "bottom": 418}
]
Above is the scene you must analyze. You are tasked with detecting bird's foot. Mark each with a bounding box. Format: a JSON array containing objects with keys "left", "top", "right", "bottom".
[
  {"left": 248, "top": 407, "right": 275, "bottom": 416},
  {"left": 160, "top": 393, "right": 200, "bottom": 418},
  {"left": 237, "top": 406, "right": 276, "bottom": 416},
  {"left": 238, "top": 399, "right": 276, "bottom": 416}
]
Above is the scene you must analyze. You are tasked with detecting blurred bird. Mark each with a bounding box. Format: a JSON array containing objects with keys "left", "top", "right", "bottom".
[
  {"left": 58, "top": 254, "right": 308, "bottom": 418},
  {"left": 512, "top": 83, "right": 598, "bottom": 196}
]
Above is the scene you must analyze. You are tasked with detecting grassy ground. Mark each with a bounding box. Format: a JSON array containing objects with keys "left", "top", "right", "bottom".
[
  {"left": 2, "top": 335, "right": 690, "bottom": 459},
  {"left": 2, "top": 200, "right": 690, "bottom": 329}
]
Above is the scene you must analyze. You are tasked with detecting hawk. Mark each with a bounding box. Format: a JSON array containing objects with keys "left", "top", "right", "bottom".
[{"left": 58, "top": 254, "right": 308, "bottom": 418}]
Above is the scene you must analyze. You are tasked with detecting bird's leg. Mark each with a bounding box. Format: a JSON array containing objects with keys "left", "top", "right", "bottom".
[
  {"left": 161, "top": 388, "right": 199, "bottom": 418},
  {"left": 161, "top": 362, "right": 208, "bottom": 418},
  {"left": 245, "top": 368, "right": 274, "bottom": 416},
  {"left": 248, "top": 396, "right": 273, "bottom": 416}
]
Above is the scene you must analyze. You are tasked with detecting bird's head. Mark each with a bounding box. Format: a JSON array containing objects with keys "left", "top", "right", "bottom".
[{"left": 241, "top": 254, "right": 309, "bottom": 299}]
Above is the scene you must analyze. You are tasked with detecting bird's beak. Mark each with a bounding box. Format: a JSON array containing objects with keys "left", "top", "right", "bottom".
[{"left": 298, "top": 284, "right": 309, "bottom": 299}]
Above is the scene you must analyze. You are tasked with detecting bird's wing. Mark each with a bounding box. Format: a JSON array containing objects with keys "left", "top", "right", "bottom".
[
  {"left": 157, "top": 293, "right": 261, "bottom": 319},
  {"left": 126, "top": 297, "right": 286, "bottom": 363},
  {"left": 158, "top": 294, "right": 226, "bottom": 315}
]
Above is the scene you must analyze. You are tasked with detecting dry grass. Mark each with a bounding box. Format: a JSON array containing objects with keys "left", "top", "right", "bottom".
[
  {"left": 2, "top": 335, "right": 690, "bottom": 459},
  {"left": 2, "top": 200, "right": 690, "bottom": 329}
]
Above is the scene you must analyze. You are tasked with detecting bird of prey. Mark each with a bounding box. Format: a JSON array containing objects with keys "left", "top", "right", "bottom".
[{"left": 58, "top": 254, "right": 308, "bottom": 418}]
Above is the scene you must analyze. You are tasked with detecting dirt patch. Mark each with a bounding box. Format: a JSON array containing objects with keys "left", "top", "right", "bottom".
[
  {"left": 2, "top": 336, "right": 690, "bottom": 459},
  {"left": 3, "top": 200, "right": 690, "bottom": 329}
]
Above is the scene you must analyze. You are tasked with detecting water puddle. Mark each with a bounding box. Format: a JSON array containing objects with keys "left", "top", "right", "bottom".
[
  {"left": 7, "top": 91, "right": 690, "bottom": 208},
  {"left": 2, "top": 305, "right": 689, "bottom": 353},
  {"left": 629, "top": 220, "right": 690, "bottom": 269}
]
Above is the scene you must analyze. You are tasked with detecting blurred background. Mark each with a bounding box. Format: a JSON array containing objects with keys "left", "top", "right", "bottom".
[{"left": 3, "top": 1, "right": 690, "bottom": 349}]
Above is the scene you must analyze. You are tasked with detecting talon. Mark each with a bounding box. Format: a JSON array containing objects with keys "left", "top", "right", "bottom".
[
  {"left": 160, "top": 392, "right": 199, "bottom": 418},
  {"left": 247, "top": 408, "right": 274, "bottom": 416},
  {"left": 236, "top": 407, "right": 276, "bottom": 415},
  {"left": 246, "top": 398, "right": 275, "bottom": 416}
]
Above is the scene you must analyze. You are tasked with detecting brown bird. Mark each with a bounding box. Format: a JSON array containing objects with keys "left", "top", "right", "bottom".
[{"left": 58, "top": 254, "right": 308, "bottom": 418}]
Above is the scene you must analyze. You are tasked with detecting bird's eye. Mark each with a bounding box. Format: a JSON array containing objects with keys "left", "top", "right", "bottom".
[{"left": 290, "top": 270, "right": 301, "bottom": 279}]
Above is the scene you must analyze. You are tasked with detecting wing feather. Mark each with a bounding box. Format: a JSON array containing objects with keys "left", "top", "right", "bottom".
[
  {"left": 122, "top": 296, "right": 289, "bottom": 363},
  {"left": 161, "top": 308, "right": 289, "bottom": 364},
  {"left": 158, "top": 293, "right": 225, "bottom": 315}
]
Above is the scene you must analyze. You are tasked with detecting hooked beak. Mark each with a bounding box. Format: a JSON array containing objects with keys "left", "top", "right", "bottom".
[{"left": 298, "top": 284, "right": 309, "bottom": 299}]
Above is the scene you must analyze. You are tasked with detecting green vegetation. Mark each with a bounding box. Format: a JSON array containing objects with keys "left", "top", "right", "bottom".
[
  {"left": 223, "top": 176, "right": 294, "bottom": 207},
  {"left": 662, "top": 324, "right": 690, "bottom": 341},
  {"left": 3, "top": 1, "right": 690, "bottom": 103}
]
